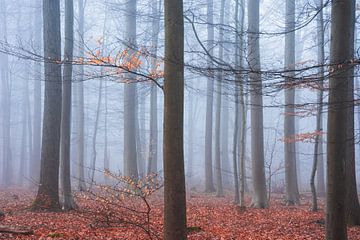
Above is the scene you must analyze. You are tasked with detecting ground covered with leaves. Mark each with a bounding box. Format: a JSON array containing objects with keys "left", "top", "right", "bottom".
[{"left": 0, "top": 189, "right": 360, "bottom": 239}]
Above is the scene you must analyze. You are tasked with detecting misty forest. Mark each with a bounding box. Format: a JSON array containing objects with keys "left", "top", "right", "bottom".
[{"left": 0, "top": 0, "right": 359, "bottom": 239}]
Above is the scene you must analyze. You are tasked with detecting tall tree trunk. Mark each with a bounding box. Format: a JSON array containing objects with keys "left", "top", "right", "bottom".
[
  {"left": 214, "top": 0, "right": 226, "bottom": 198},
  {"left": 310, "top": 0, "right": 325, "bottom": 212},
  {"left": 248, "top": 0, "right": 267, "bottom": 208},
  {"left": 60, "top": 0, "right": 76, "bottom": 210},
  {"left": 32, "top": 0, "right": 62, "bottom": 211},
  {"left": 326, "top": 0, "right": 354, "bottom": 238},
  {"left": 284, "top": 0, "right": 300, "bottom": 205},
  {"left": 345, "top": 0, "right": 360, "bottom": 225},
  {"left": 147, "top": 0, "right": 160, "bottom": 175},
  {"left": 32, "top": 0, "right": 42, "bottom": 185},
  {"left": 163, "top": 0, "right": 187, "bottom": 238},
  {"left": 123, "top": 0, "right": 138, "bottom": 179},
  {"left": 0, "top": 0, "right": 12, "bottom": 187},
  {"left": 77, "top": 0, "right": 86, "bottom": 191},
  {"left": 204, "top": 0, "right": 216, "bottom": 193}
]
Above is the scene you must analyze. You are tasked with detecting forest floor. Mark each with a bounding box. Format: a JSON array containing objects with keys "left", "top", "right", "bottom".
[{"left": 0, "top": 188, "right": 360, "bottom": 239}]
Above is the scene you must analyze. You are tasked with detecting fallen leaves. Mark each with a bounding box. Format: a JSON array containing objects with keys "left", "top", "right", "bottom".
[{"left": 0, "top": 189, "right": 359, "bottom": 239}]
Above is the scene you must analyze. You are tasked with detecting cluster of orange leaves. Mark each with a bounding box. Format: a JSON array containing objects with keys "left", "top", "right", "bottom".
[
  {"left": 74, "top": 46, "right": 164, "bottom": 84},
  {"left": 280, "top": 130, "right": 325, "bottom": 143}
]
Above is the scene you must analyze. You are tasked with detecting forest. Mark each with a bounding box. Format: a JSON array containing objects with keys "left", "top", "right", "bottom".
[{"left": 0, "top": 0, "right": 359, "bottom": 239}]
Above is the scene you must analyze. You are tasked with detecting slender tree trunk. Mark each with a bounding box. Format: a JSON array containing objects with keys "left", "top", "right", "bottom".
[
  {"left": 326, "top": 0, "right": 354, "bottom": 238},
  {"left": 32, "top": 0, "right": 42, "bottom": 185},
  {"left": 284, "top": 0, "right": 300, "bottom": 205},
  {"left": 0, "top": 0, "right": 12, "bottom": 187},
  {"left": 163, "top": 0, "right": 187, "bottom": 238},
  {"left": 310, "top": 0, "right": 325, "bottom": 212},
  {"left": 32, "top": 0, "right": 62, "bottom": 211},
  {"left": 204, "top": 0, "right": 216, "bottom": 193},
  {"left": 123, "top": 0, "right": 138, "bottom": 180},
  {"left": 60, "top": 0, "right": 76, "bottom": 210},
  {"left": 248, "top": 0, "right": 267, "bottom": 208},
  {"left": 77, "top": 0, "right": 86, "bottom": 191},
  {"left": 214, "top": 0, "right": 226, "bottom": 198},
  {"left": 147, "top": 1, "right": 160, "bottom": 175}
]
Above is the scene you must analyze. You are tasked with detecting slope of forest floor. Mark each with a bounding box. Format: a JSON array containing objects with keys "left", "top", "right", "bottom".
[{"left": 0, "top": 188, "right": 359, "bottom": 239}]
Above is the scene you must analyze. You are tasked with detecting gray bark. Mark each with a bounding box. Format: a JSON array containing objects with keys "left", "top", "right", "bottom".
[
  {"left": 77, "top": 0, "right": 86, "bottom": 191},
  {"left": 204, "top": 0, "right": 215, "bottom": 193},
  {"left": 248, "top": 0, "right": 267, "bottom": 208},
  {"left": 0, "top": 0, "right": 12, "bottom": 187},
  {"left": 123, "top": 0, "right": 138, "bottom": 179},
  {"left": 284, "top": 0, "right": 300, "bottom": 205},
  {"left": 147, "top": 0, "right": 160, "bottom": 174},
  {"left": 32, "top": 0, "right": 42, "bottom": 185},
  {"left": 32, "top": 0, "right": 62, "bottom": 211},
  {"left": 60, "top": 0, "right": 76, "bottom": 210},
  {"left": 214, "top": 0, "right": 226, "bottom": 198}
]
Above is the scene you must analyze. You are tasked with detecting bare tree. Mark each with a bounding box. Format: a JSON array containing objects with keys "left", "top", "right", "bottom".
[
  {"left": 248, "top": 0, "right": 267, "bottom": 208},
  {"left": 77, "top": 0, "right": 86, "bottom": 191},
  {"left": 326, "top": 0, "right": 354, "bottom": 238},
  {"left": 204, "top": 0, "right": 216, "bottom": 193},
  {"left": 163, "top": 0, "right": 187, "bottom": 238},
  {"left": 32, "top": 0, "right": 62, "bottom": 211},
  {"left": 284, "top": 0, "right": 300, "bottom": 205},
  {"left": 60, "top": 0, "right": 76, "bottom": 210}
]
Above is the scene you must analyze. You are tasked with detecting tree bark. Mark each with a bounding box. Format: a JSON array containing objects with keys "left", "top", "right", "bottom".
[
  {"left": 32, "top": 0, "right": 62, "bottom": 211},
  {"left": 204, "top": 0, "right": 216, "bottom": 193},
  {"left": 163, "top": 0, "right": 187, "bottom": 238},
  {"left": 123, "top": 0, "right": 138, "bottom": 180},
  {"left": 60, "top": 0, "right": 76, "bottom": 211},
  {"left": 284, "top": 0, "right": 300, "bottom": 205},
  {"left": 248, "top": 0, "right": 267, "bottom": 208},
  {"left": 326, "top": 0, "right": 354, "bottom": 239},
  {"left": 77, "top": 0, "right": 86, "bottom": 191}
]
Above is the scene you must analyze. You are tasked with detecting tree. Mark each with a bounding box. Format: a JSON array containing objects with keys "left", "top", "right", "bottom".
[
  {"left": 248, "top": 0, "right": 267, "bottom": 208},
  {"left": 310, "top": 0, "right": 325, "bottom": 212},
  {"left": 147, "top": 0, "right": 161, "bottom": 175},
  {"left": 163, "top": 0, "right": 187, "bottom": 238},
  {"left": 204, "top": 0, "right": 216, "bottom": 193},
  {"left": 345, "top": 0, "right": 360, "bottom": 226},
  {"left": 0, "top": 0, "right": 12, "bottom": 187},
  {"left": 60, "top": 0, "right": 76, "bottom": 210},
  {"left": 123, "top": 0, "right": 138, "bottom": 179},
  {"left": 32, "top": 0, "right": 42, "bottom": 184},
  {"left": 326, "top": 0, "right": 354, "bottom": 238},
  {"left": 284, "top": 0, "right": 300, "bottom": 205},
  {"left": 214, "top": 0, "right": 226, "bottom": 198},
  {"left": 77, "top": 0, "right": 86, "bottom": 191},
  {"left": 32, "top": 0, "right": 62, "bottom": 211}
]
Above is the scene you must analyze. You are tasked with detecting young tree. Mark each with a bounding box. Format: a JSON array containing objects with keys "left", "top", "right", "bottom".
[
  {"left": 60, "top": 0, "right": 76, "bottom": 210},
  {"left": 326, "top": 0, "right": 354, "bottom": 238},
  {"left": 248, "top": 0, "right": 267, "bottom": 208},
  {"left": 204, "top": 0, "right": 216, "bottom": 193},
  {"left": 310, "top": 0, "right": 325, "bottom": 212},
  {"left": 163, "top": 0, "right": 187, "bottom": 238},
  {"left": 32, "top": 0, "right": 62, "bottom": 211}
]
